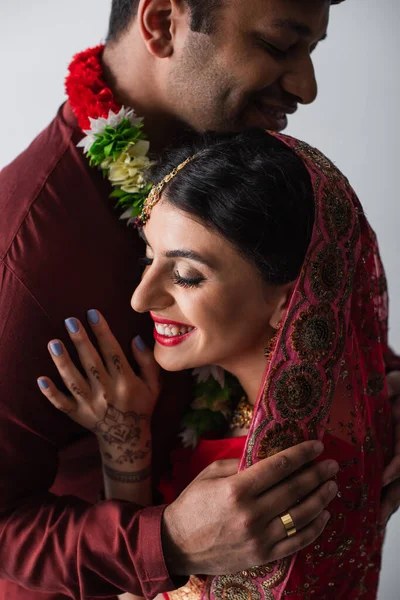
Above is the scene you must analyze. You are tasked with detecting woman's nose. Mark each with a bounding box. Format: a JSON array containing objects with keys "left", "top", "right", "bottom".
[{"left": 131, "top": 270, "right": 173, "bottom": 314}]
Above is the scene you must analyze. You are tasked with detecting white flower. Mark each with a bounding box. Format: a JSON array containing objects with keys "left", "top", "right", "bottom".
[
  {"left": 192, "top": 365, "right": 225, "bottom": 388},
  {"left": 190, "top": 394, "right": 231, "bottom": 420},
  {"left": 179, "top": 427, "right": 199, "bottom": 449},
  {"left": 77, "top": 107, "right": 143, "bottom": 154},
  {"left": 103, "top": 146, "right": 153, "bottom": 194}
]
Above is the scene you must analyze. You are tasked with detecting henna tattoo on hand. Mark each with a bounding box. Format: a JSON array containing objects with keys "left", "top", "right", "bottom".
[
  {"left": 103, "top": 464, "right": 151, "bottom": 483},
  {"left": 111, "top": 447, "right": 151, "bottom": 465},
  {"left": 70, "top": 383, "right": 87, "bottom": 399},
  {"left": 94, "top": 405, "right": 151, "bottom": 466},
  {"left": 112, "top": 354, "right": 123, "bottom": 373},
  {"left": 90, "top": 366, "right": 102, "bottom": 383}
]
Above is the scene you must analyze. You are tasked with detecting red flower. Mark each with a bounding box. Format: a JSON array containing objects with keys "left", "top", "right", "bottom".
[{"left": 65, "top": 45, "right": 121, "bottom": 130}]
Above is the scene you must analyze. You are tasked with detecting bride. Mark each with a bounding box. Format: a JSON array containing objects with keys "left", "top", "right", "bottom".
[{"left": 37, "top": 129, "right": 392, "bottom": 599}]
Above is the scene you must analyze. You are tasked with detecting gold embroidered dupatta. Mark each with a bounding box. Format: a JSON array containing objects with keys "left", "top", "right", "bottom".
[{"left": 168, "top": 133, "right": 393, "bottom": 600}]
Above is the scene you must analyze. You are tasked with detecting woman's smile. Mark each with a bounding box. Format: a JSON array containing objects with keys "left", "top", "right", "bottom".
[{"left": 151, "top": 312, "right": 196, "bottom": 346}]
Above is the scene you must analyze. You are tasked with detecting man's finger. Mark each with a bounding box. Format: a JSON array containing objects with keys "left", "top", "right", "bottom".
[
  {"left": 269, "top": 511, "right": 331, "bottom": 563},
  {"left": 260, "top": 459, "right": 338, "bottom": 521},
  {"left": 382, "top": 449, "right": 400, "bottom": 487},
  {"left": 380, "top": 480, "right": 400, "bottom": 526},
  {"left": 266, "top": 480, "right": 337, "bottom": 544},
  {"left": 387, "top": 372, "right": 400, "bottom": 399},
  {"left": 233, "top": 440, "right": 324, "bottom": 497},
  {"left": 190, "top": 459, "right": 241, "bottom": 484}
]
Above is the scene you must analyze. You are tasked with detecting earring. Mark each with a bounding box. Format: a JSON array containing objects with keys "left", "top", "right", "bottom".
[{"left": 264, "top": 323, "right": 281, "bottom": 360}]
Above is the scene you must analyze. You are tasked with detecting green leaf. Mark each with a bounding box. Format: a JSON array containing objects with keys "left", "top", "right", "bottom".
[{"left": 104, "top": 142, "right": 114, "bottom": 157}]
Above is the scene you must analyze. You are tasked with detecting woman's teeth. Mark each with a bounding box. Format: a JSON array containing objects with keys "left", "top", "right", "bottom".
[{"left": 154, "top": 323, "right": 194, "bottom": 337}]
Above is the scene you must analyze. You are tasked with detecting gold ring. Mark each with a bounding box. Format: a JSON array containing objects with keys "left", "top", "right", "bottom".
[{"left": 280, "top": 512, "right": 297, "bottom": 537}]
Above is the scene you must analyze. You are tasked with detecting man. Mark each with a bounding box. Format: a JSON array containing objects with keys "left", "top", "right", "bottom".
[{"left": 1, "top": 0, "right": 400, "bottom": 598}]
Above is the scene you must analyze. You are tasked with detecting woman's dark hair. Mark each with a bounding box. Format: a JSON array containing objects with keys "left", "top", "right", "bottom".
[{"left": 149, "top": 130, "right": 315, "bottom": 286}]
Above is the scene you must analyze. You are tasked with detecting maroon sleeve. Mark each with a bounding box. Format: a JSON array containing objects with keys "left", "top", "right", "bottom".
[{"left": 0, "top": 262, "right": 175, "bottom": 599}]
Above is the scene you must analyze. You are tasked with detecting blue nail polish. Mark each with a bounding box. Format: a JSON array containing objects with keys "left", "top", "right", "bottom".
[
  {"left": 50, "top": 341, "right": 63, "bottom": 357},
  {"left": 134, "top": 335, "right": 146, "bottom": 352},
  {"left": 65, "top": 318, "right": 79, "bottom": 334},
  {"left": 38, "top": 378, "right": 49, "bottom": 390},
  {"left": 87, "top": 309, "right": 100, "bottom": 325}
]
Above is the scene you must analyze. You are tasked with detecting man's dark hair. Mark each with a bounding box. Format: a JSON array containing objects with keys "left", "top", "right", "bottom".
[
  {"left": 148, "top": 130, "right": 315, "bottom": 286},
  {"left": 107, "top": 0, "right": 222, "bottom": 42},
  {"left": 107, "top": 0, "right": 345, "bottom": 43}
]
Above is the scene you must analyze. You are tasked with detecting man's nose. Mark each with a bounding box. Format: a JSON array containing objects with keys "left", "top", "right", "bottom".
[{"left": 281, "top": 54, "right": 318, "bottom": 106}]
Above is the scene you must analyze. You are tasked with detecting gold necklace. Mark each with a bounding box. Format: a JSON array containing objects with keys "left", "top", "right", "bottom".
[{"left": 230, "top": 396, "right": 254, "bottom": 430}]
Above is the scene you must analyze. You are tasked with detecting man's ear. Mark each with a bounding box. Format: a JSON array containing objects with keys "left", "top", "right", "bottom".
[
  {"left": 268, "top": 282, "right": 294, "bottom": 331},
  {"left": 138, "top": 0, "right": 187, "bottom": 58}
]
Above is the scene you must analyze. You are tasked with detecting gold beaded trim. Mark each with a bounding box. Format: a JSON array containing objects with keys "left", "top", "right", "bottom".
[
  {"left": 139, "top": 154, "right": 197, "bottom": 224},
  {"left": 230, "top": 396, "right": 254, "bottom": 430}
]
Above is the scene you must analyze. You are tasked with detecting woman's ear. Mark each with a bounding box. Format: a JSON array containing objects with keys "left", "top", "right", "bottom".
[
  {"left": 268, "top": 282, "right": 294, "bottom": 330},
  {"left": 138, "top": 0, "right": 186, "bottom": 58}
]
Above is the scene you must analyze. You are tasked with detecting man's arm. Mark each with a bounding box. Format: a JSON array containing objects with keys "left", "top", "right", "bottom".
[
  {"left": 0, "top": 264, "right": 338, "bottom": 597},
  {"left": 0, "top": 262, "right": 173, "bottom": 598}
]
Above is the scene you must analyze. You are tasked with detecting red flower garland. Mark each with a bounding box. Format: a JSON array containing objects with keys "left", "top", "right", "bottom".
[{"left": 65, "top": 45, "right": 122, "bottom": 131}]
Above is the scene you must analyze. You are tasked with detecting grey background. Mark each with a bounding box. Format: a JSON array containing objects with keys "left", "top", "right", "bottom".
[{"left": 0, "top": 0, "right": 399, "bottom": 597}]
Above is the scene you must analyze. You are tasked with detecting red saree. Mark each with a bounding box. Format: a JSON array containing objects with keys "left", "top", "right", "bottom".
[{"left": 161, "top": 133, "right": 393, "bottom": 599}]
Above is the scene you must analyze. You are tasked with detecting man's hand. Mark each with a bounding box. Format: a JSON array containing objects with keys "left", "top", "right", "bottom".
[
  {"left": 381, "top": 371, "right": 400, "bottom": 527},
  {"left": 162, "top": 441, "right": 338, "bottom": 576}
]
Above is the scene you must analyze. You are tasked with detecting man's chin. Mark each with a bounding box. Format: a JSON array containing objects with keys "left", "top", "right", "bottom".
[{"left": 245, "top": 110, "right": 288, "bottom": 132}]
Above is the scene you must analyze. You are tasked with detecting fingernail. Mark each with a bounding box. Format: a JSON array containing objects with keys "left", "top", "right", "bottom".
[
  {"left": 87, "top": 309, "right": 100, "bottom": 325},
  {"left": 322, "top": 510, "right": 331, "bottom": 522},
  {"left": 49, "top": 341, "right": 63, "bottom": 357},
  {"left": 65, "top": 318, "right": 79, "bottom": 334},
  {"left": 313, "top": 441, "right": 324, "bottom": 455},
  {"left": 37, "top": 378, "right": 49, "bottom": 390},
  {"left": 134, "top": 335, "right": 146, "bottom": 352}
]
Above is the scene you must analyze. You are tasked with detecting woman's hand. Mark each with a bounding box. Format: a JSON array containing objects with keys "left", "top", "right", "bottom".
[{"left": 37, "top": 310, "right": 161, "bottom": 470}]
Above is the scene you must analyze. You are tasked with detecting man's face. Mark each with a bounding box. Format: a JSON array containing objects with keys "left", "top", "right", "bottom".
[{"left": 166, "top": 0, "right": 330, "bottom": 132}]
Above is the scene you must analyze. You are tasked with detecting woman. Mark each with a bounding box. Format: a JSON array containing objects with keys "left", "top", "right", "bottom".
[{"left": 37, "top": 130, "right": 392, "bottom": 599}]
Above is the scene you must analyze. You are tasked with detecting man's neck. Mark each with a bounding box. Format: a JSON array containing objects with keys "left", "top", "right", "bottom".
[{"left": 102, "top": 41, "right": 191, "bottom": 154}]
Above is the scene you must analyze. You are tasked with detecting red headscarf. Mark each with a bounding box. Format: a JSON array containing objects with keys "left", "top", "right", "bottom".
[{"left": 165, "top": 133, "right": 394, "bottom": 599}]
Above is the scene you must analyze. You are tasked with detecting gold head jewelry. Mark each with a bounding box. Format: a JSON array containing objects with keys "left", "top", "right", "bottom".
[{"left": 139, "top": 154, "right": 197, "bottom": 224}]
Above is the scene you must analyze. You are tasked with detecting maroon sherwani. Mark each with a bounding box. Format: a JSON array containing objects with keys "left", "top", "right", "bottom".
[{"left": 0, "top": 102, "right": 190, "bottom": 599}]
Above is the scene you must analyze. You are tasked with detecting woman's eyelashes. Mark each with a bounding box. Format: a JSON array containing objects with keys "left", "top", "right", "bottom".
[
  {"left": 172, "top": 270, "right": 205, "bottom": 289},
  {"left": 139, "top": 256, "right": 153, "bottom": 266},
  {"left": 139, "top": 256, "right": 205, "bottom": 288}
]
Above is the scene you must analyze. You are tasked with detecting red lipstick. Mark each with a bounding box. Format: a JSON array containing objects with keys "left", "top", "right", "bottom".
[
  {"left": 151, "top": 312, "right": 196, "bottom": 347},
  {"left": 153, "top": 327, "right": 195, "bottom": 347},
  {"left": 150, "top": 312, "right": 192, "bottom": 328}
]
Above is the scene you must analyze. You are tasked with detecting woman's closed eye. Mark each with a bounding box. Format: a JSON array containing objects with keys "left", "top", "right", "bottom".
[
  {"left": 172, "top": 269, "right": 205, "bottom": 289},
  {"left": 139, "top": 256, "right": 205, "bottom": 288}
]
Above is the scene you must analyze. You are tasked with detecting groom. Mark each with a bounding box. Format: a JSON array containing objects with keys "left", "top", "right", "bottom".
[{"left": 1, "top": 0, "right": 400, "bottom": 599}]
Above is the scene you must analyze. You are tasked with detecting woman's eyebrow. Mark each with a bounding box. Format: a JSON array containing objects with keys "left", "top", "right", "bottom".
[{"left": 164, "top": 249, "right": 215, "bottom": 270}]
